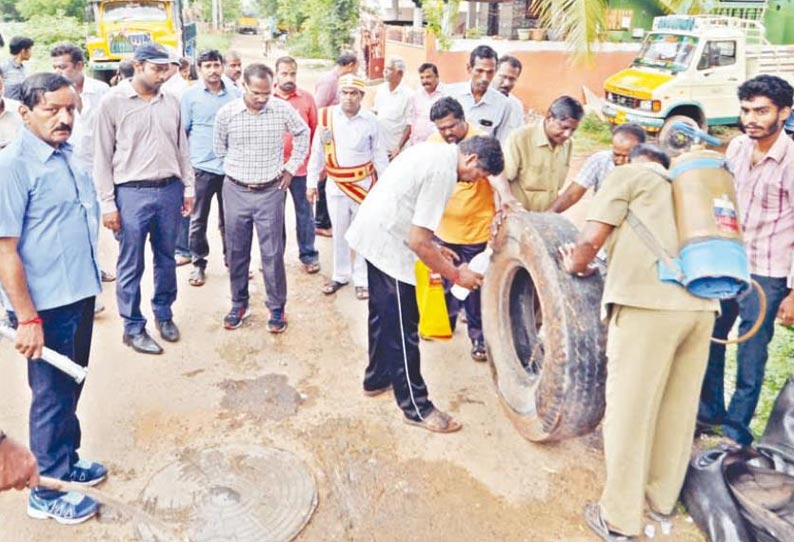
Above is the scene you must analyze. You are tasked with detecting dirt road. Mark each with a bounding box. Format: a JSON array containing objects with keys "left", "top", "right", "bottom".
[{"left": 0, "top": 35, "right": 701, "bottom": 542}]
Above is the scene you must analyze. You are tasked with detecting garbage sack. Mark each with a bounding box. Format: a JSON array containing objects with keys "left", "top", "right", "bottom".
[
  {"left": 725, "top": 459, "right": 794, "bottom": 542},
  {"left": 758, "top": 377, "right": 794, "bottom": 475},
  {"left": 682, "top": 378, "right": 794, "bottom": 542},
  {"left": 681, "top": 446, "right": 756, "bottom": 542},
  {"left": 415, "top": 261, "right": 452, "bottom": 341}
]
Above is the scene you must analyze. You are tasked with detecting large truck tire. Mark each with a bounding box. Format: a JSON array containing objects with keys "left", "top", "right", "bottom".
[{"left": 482, "top": 211, "right": 607, "bottom": 442}]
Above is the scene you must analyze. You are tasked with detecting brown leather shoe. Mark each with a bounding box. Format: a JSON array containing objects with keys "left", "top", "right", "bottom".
[{"left": 403, "top": 409, "right": 461, "bottom": 433}]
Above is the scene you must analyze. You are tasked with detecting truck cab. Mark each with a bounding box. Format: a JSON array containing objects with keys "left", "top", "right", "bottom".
[
  {"left": 602, "top": 15, "right": 794, "bottom": 147},
  {"left": 86, "top": 0, "right": 196, "bottom": 80}
]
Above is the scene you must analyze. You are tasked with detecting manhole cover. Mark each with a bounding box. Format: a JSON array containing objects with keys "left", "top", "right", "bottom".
[{"left": 140, "top": 445, "right": 317, "bottom": 542}]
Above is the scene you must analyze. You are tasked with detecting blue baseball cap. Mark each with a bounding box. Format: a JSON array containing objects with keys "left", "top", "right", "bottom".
[{"left": 133, "top": 43, "right": 179, "bottom": 65}]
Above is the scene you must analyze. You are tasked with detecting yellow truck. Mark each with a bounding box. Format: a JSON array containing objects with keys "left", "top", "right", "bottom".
[
  {"left": 86, "top": 0, "right": 197, "bottom": 81},
  {"left": 237, "top": 16, "right": 259, "bottom": 35},
  {"left": 603, "top": 15, "right": 794, "bottom": 150}
]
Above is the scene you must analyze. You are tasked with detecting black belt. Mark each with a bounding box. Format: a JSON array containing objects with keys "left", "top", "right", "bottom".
[
  {"left": 226, "top": 175, "right": 279, "bottom": 191},
  {"left": 119, "top": 177, "right": 179, "bottom": 189}
]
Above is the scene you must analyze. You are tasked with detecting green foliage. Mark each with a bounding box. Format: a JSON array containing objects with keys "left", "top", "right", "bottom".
[
  {"left": 423, "top": 0, "right": 461, "bottom": 51},
  {"left": 278, "top": 0, "right": 359, "bottom": 59},
  {"left": 22, "top": 14, "right": 89, "bottom": 72},
  {"left": 195, "top": 0, "right": 244, "bottom": 24},
  {"left": 577, "top": 112, "right": 613, "bottom": 145},
  {"left": 196, "top": 31, "right": 231, "bottom": 53},
  {"left": 15, "top": 0, "right": 87, "bottom": 21}
]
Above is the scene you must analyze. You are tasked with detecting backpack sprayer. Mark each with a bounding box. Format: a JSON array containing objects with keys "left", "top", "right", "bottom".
[{"left": 657, "top": 121, "right": 765, "bottom": 344}]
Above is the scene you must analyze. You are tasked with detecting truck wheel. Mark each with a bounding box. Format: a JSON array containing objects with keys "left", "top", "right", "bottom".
[
  {"left": 659, "top": 115, "right": 701, "bottom": 156},
  {"left": 482, "top": 212, "right": 607, "bottom": 442}
]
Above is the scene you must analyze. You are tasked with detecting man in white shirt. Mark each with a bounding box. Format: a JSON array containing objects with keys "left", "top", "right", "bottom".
[
  {"left": 308, "top": 75, "right": 389, "bottom": 300},
  {"left": 409, "top": 62, "right": 444, "bottom": 145},
  {"left": 346, "top": 136, "right": 504, "bottom": 433},
  {"left": 373, "top": 56, "right": 412, "bottom": 160},
  {"left": 0, "top": 67, "right": 21, "bottom": 150},
  {"left": 51, "top": 43, "right": 115, "bottom": 286},
  {"left": 495, "top": 55, "right": 525, "bottom": 132}
]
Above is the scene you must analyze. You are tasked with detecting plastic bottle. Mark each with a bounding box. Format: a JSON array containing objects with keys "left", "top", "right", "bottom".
[{"left": 451, "top": 247, "right": 493, "bottom": 301}]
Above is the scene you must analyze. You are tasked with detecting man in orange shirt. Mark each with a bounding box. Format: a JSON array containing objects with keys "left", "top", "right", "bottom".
[{"left": 429, "top": 97, "right": 515, "bottom": 361}]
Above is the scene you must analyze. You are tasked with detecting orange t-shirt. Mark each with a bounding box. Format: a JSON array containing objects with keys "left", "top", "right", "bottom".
[{"left": 430, "top": 126, "right": 495, "bottom": 245}]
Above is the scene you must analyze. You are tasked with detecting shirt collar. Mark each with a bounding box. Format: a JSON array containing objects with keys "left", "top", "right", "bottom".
[
  {"left": 534, "top": 121, "right": 551, "bottom": 148},
  {"left": 201, "top": 80, "right": 230, "bottom": 96},
  {"left": 273, "top": 87, "right": 303, "bottom": 100},
  {"left": 120, "top": 79, "right": 163, "bottom": 101},
  {"left": 764, "top": 130, "right": 791, "bottom": 163},
  {"left": 230, "top": 97, "right": 273, "bottom": 115},
  {"left": 20, "top": 126, "right": 72, "bottom": 163},
  {"left": 638, "top": 161, "right": 670, "bottom": 180},
  {"left": 335, "top": 105, "right": 364, "bottom": 121}
]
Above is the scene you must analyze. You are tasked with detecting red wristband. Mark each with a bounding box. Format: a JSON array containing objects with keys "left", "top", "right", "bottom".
[{"left": 18, "top": 316, "right": 43, "bottom": 326}]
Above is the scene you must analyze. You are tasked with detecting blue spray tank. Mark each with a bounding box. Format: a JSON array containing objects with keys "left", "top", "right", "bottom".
[{"left": 658, "top": 122, "right": 764, "bottom": 343}]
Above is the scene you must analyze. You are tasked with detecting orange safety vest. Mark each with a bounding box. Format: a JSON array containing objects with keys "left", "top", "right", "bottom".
[{"left": 318, "top": 106, "right": 377, "bottom": 204}]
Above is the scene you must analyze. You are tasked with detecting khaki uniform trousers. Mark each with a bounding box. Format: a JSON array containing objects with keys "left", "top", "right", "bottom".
[{"left": 601, "top": 305, "right": 715, "bottom": 535}]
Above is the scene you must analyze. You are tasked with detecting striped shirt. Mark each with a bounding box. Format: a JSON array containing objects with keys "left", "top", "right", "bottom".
[
  {"left": 727, "top": 131, "right": 794, "bottom": 286},
  {"left": 575, "top": 150, "right": 615, "bottom": 192},
  {"left": 214, "top": 97, "right": 309, "bottom": 184}
]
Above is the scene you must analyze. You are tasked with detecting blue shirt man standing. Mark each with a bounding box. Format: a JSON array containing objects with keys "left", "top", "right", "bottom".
[
  {"left": 181, "top": 49, "right": 240, "bottom": 287},
  {"left": 0, "top": 73, "right": 105, "bottom": 524}
]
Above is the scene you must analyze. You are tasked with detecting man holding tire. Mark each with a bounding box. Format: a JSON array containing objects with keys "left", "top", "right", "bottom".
[{"left": 560, "top": 144, "right": 718, "bottom": 541}]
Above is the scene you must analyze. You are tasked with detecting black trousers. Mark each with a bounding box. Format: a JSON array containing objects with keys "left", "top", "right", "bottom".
[
  {"left": 364, "top": 261, "right": 434, "bottom": 421},
  {"left": 315, "top": 178, "right": 332, "bottom": 229},
  {"left": 189, "top": 169, "right": 226, "bottom": 269}
]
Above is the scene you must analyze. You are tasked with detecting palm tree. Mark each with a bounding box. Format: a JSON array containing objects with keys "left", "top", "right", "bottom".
[{"left": 532, "top": 0, "right": 713, "bottom": 60}]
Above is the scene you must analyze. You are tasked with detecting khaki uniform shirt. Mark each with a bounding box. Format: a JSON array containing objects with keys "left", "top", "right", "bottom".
[
  {"left": 588, "top": 162, "right": 718, "bottom": 316},
  {"left": 503, "top": 121, "right": 572, "bottom": 211}
]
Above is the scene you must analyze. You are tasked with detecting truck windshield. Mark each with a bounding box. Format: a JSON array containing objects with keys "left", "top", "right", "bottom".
[
  {"left": 103, "top": 1, "right": 168, "bottom": 23},
  {"left": 633, "top": 33, "right": 698, "bottom": 73}
]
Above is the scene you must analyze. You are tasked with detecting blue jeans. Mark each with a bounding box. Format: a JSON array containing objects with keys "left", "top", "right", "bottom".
[
  {"left": 286, "top": 175, "right": 318, "bottom": 264},
  {"left": 115, "top": 179, "right": 184, "bottom": 335},
  {"left": 440, "top": 241, "right": 486, "bottom": 342},
  {"left": 698, "top": 274, "right": 791, "bottom": 444},
  {"left": 175, "top": 215, "right": 191, "bottom": 257},
  {"left": 8, "top": 297, "right": 95, "bottom": 497}
]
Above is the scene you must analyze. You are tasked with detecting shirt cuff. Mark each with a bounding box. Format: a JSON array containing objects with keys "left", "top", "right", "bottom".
[{"left": 100, "top": 199, "right": 118, "bottom": 214}]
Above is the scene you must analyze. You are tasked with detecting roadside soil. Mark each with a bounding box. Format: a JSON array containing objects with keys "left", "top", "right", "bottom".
[{"left": 0, "top": 34, "right": 703, "bottom": 542}]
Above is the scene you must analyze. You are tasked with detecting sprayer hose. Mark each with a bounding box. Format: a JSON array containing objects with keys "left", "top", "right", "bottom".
[{"left": 711, "top": 279, "right": 767, "bottom": 345}]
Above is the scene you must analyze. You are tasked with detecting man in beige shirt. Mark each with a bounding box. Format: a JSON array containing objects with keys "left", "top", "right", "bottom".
[
  {"left": 94, "top": 44, "right": 195, "bottom": 355},
  {"left": 502, "top": 96, "right": 583, "bottom": 211},
  {"left": 560, "top": 144, "right": 717, "bottom": 541}
]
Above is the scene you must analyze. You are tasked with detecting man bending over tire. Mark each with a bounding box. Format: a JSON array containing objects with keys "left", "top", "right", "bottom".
[
  {"left": 559, "top": 143, "right": 718, "bottom": 541},
  {"left": 346, "top": 136, "right": 504, "bottom": 433}
]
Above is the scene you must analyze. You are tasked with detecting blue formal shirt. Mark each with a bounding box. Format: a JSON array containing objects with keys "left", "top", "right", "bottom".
[
  {"left": 181, "top": 81, "right": 241, "bottom": 175},
  {"left": 0, "top": 127, "right": 101, "bottom": 311}
]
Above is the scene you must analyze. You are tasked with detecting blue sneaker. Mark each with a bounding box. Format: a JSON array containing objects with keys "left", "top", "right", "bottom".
[
  {"left": 267, "top": 308, "right": 287, "bottom": 334},
  {"left": 28, "top": 491, "right": 99, "bottom": 524},
  {"left": 67, "top": 459, "right": 108, "bottom": 486}
]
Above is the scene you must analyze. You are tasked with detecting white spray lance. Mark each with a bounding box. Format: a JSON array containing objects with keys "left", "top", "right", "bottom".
[{"left": 0, "top": 325, "right": 88, "bottom": 383}]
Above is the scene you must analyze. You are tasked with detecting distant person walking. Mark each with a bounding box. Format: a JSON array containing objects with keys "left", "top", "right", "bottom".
[{"left": 94, "top": 44, "right": 195, "bottom": 355}]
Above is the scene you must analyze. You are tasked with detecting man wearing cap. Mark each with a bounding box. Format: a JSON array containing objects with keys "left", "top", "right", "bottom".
[
  {"left": 307, "top": 74, "right": 388, "bottom": 300},
  {"left": 214, "top": 63, "right": 309, "bottom": 333},
  {"left": 94, "top": 43, "right": 195, "bottom": 355}
]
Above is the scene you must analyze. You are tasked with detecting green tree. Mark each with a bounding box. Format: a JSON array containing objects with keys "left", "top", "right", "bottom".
[
  {"left": 279, "top": 0, "right": 359, "bottom": 58},
  {"left": 15, "top": 0, "right": 87, "bottom": 20},
  {"left": 194, "top": 0, "right": 244, "bottom": 23}
]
